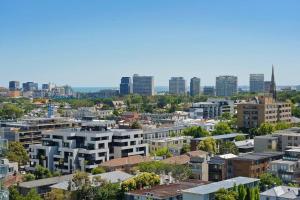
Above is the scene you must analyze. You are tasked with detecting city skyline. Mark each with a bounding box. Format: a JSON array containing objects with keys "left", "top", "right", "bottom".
[{"left": 1, "top": 1, "right": 300, "bottom": 86}]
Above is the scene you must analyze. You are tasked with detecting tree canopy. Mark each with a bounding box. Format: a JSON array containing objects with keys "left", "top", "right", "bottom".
[
  {"left": 7, "top": 141, "right": 29, "bottom": 166},
  {"left": 212, "top": 122, "right": 232, "bottom": 135},
  {"left": 183, "top": 126, "right": 210, "bottom": 138},
  {"left": 197, "top": 137, "right": 217, "bottom": 154}
]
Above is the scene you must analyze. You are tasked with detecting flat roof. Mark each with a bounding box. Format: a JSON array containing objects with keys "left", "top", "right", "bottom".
[
  {"left": 270, "top": 159, "right": 297, "bottom": 165},
  {"left": 230, "top": 152, "right": 283, "bottom": 161},
  {"left": 183, "top": 177, "right": 259, "bottom": 195}
]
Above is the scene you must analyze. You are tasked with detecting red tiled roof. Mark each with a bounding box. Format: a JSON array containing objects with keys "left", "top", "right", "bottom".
[{"left": 100, "top": 155, "right": 153, "bottom": 168}]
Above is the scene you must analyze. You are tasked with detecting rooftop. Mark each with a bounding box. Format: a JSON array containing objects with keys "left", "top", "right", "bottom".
[
  {"left": 230, "top": 152, "right": 283, "bottom": 161},
  {"left": 161, "top": 154, "right": 190, "bottom": 165},
  {"left": 127, "top": 180, "right": 209, "bottom": 199},
  {"left": 51, "top": 171, "right": 133, "bottom": 191},
  {"left": 270, "top": 159, "right": 297, "bottom": 165},
  {"left": 100, "top": 155, "right": 153, "bottom": 168},
  {"left": 183, "top": 177, "right": 259, "bottom": 195},
  {"left": 260, "top": 186, "right": 300, "bottom": 199},
  {"left": 19, "top": 174, "right": 74, "bottom": 188}
]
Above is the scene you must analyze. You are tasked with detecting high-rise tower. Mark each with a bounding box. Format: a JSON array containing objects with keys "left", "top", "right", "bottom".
[{"left": 270, "top": 65, "right": 277, "bottom": 100}]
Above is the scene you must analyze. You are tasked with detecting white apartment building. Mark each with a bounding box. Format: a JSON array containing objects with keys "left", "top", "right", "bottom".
[{"left": 29, "top": 128, "right": 148, "bottom": 174}]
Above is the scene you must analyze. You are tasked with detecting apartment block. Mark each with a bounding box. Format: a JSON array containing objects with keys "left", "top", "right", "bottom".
[
  {"left": 190, "top": 77, "right": 201, "bottom": 96},
  {"left": 112, "top": 129, "right": 148, "bottom": 158},
  {"left": 132, "top": 74, "right": 154, "bottom": 96},
  {"left": 29, "top": 128, "right": 148, "bottom": 174},
  {"left": 237, "top": 95, "right": 291, "bottom": 129},
  {"left": 227, "top": 152, "right": 283, "bottom": 178},
  {"left": 0, "top": 118, "right": 78, "bottom": 149},
  {"left": 216, "top": 76, "right": 238, "bottom": 97},
  {"left": 169, "top": 77, "right": 186, "bottom": 95},
  {"left": 120, "top": 77, "right": 132, "bottom": 96},
  {"left": 250, "top": 74, "right": 264, "bottom": 93}
]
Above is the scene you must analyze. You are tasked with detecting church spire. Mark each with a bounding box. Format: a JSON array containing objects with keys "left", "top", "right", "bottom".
[{"left": 270, "top": 65, "right": 277, "bottom": 100}]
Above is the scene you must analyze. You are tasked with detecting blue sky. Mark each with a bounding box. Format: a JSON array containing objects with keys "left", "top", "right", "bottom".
[{"left": 1, "top": 0, "right": 300, "bottom": 87}]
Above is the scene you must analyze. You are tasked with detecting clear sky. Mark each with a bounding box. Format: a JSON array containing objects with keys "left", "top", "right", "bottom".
[{"left": 1, "top": 0, "right": 300, "bottom": 87}]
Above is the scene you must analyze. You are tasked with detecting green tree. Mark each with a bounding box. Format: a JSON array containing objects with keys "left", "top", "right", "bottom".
[
  {"left": 45, "top": 189, "right": 70, "bottom": 200},
  {"left": 23, "top": 173, "right": 36, "bottom": 182},
  {"left": 259, "top": 173, "right": 282, "bottom": 191},
  {"left": 215, "top": 188, "right": 238, "bottom": 200},
  {"left": 24, "top": 189, "right": 43, "bottom": 200},
  {"left": 9, "top": 186, "right": 23, "bottom": 200},
  {"left": 91, "top": 166, "right": 106, "bottom": 175},
  {"left": 137, "top": 162, "right": 191, "bottom": 181},
  {"left": 183, "top": 126, "right": 210, "bottom": 138},
  {"left": 131, "top": 121, "right": 142, "bottom": 129},
  {"left": 151, "top": 147, "right": 172, "bottom": 158},
  {"left": 238, "top": 184, "right": 247, "bottom": 200},
  {"left": 292, "top": 106, "right": 300, "bottom": 117},
  {"left": 257, "top": 123, "right": 275, "bottom": 135},
  {"left": 275, "top": 122, "right": 291, "bottom": 130},
  {"left": 69, "top": 171, "right": 94, "bottom": 200},
  {"left": 219, "top": 141, "right": 239, "bottom": 155},
  {"left": 197, "top": 138, "right": 217, "bottom": 154},
  {"left": 121, "top": 172, "right": 160, "bottom": 192},
  {"left": 7, "top": 141, "right": 29, "bottom": 166},
  {"left": 95, "top": 182, "right": 123, "bottom": 200},
  {"left": 34, "top": 165, "right": 52, "bottom": 179},
  {"left": 212, "top": 122, "right": 232, "bottom": 135},
  {"left": 220, "top": 112, "right": 232, "bottom": 121},
  {"left": 235, "top": 135, "right": 246, "bottom": 141},
  {"left": 181, "top": 144, "right": 190, "bottom": 154},
  {"left": 0, "top": 103, "right": 24, "bottom": 119}
]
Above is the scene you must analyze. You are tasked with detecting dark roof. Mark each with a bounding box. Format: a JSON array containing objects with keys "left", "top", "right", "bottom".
[
  {"left": 229, "top": 152, "right": 283, "bottom": 161},
  {"left": 126, "top": 180, "right": 209, "bottom": 199}
]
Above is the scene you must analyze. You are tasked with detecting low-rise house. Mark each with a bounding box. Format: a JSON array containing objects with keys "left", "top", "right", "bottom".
[
  {"left": 125, "top": 180, "right": 209, "bottom": 200},
  {"left": 182, "top": 177, "right": 259, "bottom": 200},
  {"left": 18, "top": 174, "right": 74, "bottom": 195},
  {"left": 260, "top": 186, "right": 300, "bottom": 200},
  {"left": 51, "top": 171, "right": 133, "bottom": 191}
]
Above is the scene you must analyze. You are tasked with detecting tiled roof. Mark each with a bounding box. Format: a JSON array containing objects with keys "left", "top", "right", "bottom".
[
  {"left": 161, "top": 155, "right": 190, "bottom": 165},
  {"left": 100, "top": 155, "right": 153, "bottom": 168}
]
